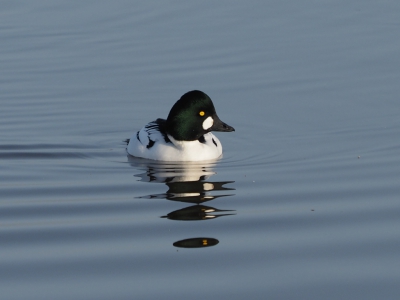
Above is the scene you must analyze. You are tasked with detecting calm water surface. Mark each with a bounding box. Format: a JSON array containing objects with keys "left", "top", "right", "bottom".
[{"left": 1, "top": 1, "right": 400, "bottom": 299}]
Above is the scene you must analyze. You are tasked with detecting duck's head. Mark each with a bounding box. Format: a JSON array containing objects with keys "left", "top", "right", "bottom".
[{"left": 166, "top": 90, "right": 235, "bottom": 141}]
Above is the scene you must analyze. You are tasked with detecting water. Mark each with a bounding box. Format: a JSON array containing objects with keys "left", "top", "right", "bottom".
[{"left": 1, "top": 1, "right": 400, "bottom": 299}]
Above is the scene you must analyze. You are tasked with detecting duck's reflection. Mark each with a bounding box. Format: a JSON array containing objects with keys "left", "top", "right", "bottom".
[
  {"left": 161, "top": 204, "right": 235, "bottom": 221},
  {"left": 138, "top": 180, "right": 234, "bottom": 203},
  {"left": 128, "top": 155, "right": 235, "bottom": 248},
  {"left": 173, "top": 237, "right": 219, "bottom": 248}
]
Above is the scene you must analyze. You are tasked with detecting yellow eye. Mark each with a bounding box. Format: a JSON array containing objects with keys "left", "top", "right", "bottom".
[{"left": 199, "top": 111, "right": 205, "bottom": 117}]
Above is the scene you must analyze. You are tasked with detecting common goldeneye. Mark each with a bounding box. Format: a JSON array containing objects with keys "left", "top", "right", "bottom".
[{"left": 127, "top": 90, "right": 235, "bottom": 161}]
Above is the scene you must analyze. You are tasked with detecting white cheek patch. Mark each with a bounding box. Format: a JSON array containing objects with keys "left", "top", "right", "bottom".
[
  {"left": 203, "top": 183, "right": 214, "bottom": 191},
  {"left": 202, "top": 116, "right": 214, "bottom": 130}
]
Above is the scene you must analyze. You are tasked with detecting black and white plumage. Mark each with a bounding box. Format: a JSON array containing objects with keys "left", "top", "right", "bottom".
[{"left": 127, "top": 90, "right": 234, "bottom": 161}]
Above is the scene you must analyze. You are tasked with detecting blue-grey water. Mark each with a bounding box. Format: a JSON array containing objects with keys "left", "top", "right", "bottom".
[{"left": 2, "top": 1, "right": 400, "bottom": 299}]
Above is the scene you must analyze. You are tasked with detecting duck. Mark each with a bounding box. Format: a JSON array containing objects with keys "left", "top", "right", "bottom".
[{"left": 127, "top": 90, "right": 235, "bottom": 161}]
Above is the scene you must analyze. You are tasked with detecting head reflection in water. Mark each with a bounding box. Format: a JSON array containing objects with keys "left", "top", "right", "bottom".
[
  {"left": 127, "top": 156, "right": 236, "bottom": 248},
  {"left": 173, "top": 237, "right": 219, "bottom": 248}
]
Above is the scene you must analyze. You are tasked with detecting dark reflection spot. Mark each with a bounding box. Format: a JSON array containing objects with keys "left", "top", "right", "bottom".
[{"left": 173, "top": 237, "right": 219, "bottom": 248}]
